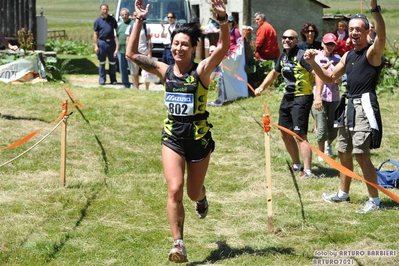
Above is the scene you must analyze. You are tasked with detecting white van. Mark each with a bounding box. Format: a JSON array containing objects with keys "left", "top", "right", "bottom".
[{"left": 115, "top": 0, "right": 193, "bottom": 59}]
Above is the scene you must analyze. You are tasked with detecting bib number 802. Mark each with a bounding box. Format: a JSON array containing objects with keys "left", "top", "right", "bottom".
[{"left": 168, "top": 103, "right": 188, "bottom": 115}]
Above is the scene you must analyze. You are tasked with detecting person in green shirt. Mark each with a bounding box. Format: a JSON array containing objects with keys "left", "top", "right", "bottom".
[{"left": 116, "top": 8, "right": 133, "bottom": 88}]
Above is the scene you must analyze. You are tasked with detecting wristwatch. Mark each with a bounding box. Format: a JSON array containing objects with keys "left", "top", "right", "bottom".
[
  {"left": 371, "top": 5, "right": 381, "bottom": 13},
  {"left": 216, "top": 14, "right": 228, "bottom": 21}
]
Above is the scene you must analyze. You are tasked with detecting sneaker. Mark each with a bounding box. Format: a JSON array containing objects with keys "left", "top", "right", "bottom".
[
  {"left": 322, "top": 192, "right": 350, "bottom": 203},
  {"left": 300, "top": 170, "right": 313, "bottom": 179},
  {"left": 324, "top": 142, "right": 333, "bottom": 157},
  {"left": 356, "top": 200, "right": 380, "bottom": 214},
  {"left": 195, "top": 196, "right": 208, "bottom": 219},
  {"left": 290, "top": 164, "right": 304, "bottom": 172},
  {"left": 168, "top": 239, "right": 188, "bottom": 263}
]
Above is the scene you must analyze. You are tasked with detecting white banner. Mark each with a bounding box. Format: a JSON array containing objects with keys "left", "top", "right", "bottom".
[
  {"left": 0, "top": 54, "right": 46, "bottom": 83},
  {"left": 207, "top": 40, "right": 249, "bottom": 106}
]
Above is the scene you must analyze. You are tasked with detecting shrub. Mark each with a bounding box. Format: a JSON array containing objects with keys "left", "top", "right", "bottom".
[
  {"left": 45, "top": 39, "right": 93, "bottom": 56},
  {"left": 44, "top": 57, "right": 80, "bottom": 82},
  {"left": 377, "top": 42, "right": 399, "bottom": 94}
]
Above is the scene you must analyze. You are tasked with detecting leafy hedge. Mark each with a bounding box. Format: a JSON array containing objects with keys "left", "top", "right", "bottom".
[{"left": 45, "top": 39, "right": 92, "bottom": 56}]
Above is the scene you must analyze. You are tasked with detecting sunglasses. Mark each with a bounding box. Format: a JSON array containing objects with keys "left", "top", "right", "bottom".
[
  {"left": 350, "top": 13, "right": 370, "bottom": 29},
  {"left": 282, "top": 36, "right": 296, "bottom": 40},
  {"left": 351, "top": 13, "right": 367, "bottom": 19},
  {"left": 167, "top": 16, "right": 175, "bottom": 19}
]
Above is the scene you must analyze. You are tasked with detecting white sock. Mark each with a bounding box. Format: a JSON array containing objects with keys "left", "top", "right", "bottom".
[
  {"left": 293, "top": 164, "right": 302, "bottom": 170},
  {"left": 337, "top": 190, "right": 348, "bottom": 197},
  {"left": 304, "top": 169, "right": 312, "bottom": 175},
  {"left": 370, "top": 197, "right": 380, "bottom": 206}
]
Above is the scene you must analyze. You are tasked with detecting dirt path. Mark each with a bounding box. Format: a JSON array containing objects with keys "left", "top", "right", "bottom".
[{"left": 66, "top": 74, "right": 164, "bottom": 91}]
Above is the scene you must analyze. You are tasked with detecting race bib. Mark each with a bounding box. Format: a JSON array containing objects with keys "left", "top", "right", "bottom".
[{"left": 165, "top": 92, "right": 194, "bottom": 116}]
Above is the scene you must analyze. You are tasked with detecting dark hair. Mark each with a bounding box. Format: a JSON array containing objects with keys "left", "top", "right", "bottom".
[
  {"left": 168, "top": 12, "right": 176, "bottom": 19},
  {"left": 350, "top": 14, "right": 370, "bottom": 30},
  {"left": 300, "top": 22, "right": 319, "bottom": 41},
  {"left": 171, "top": 22, "right": 202, "bottom": 47}
]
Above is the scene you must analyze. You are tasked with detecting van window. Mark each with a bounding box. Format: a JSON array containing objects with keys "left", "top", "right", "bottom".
[{"left": 116, "top": 0, "right": 190, "bottom": 24}]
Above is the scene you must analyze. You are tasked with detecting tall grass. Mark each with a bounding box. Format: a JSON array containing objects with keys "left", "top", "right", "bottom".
[{"left": 0, "top": 82, "right": 398, "bottom": 265}]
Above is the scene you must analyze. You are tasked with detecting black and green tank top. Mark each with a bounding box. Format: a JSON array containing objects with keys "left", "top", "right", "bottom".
[{"left": 163, "top": 64, "right": 211, "bottom": 140}]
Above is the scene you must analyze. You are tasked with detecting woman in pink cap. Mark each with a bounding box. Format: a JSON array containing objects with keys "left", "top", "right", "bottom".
[{"left": 312, "top": 33, "right": 342, "bottom": 161}]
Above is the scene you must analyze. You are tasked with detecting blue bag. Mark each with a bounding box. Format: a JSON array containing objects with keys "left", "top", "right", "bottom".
[{"left": 376, "top": 159, "right": 399, "bottom": 188}]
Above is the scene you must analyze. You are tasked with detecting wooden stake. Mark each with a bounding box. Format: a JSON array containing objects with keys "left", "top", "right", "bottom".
[
  {"left": 264, "top": 130, "right": 273, "bottom": 233},
  {"left": 262, "top": 111, "right": 273, "bottom": 234},
  {"left": 60, "top": 101, "right": 67, "bottom": 187}
]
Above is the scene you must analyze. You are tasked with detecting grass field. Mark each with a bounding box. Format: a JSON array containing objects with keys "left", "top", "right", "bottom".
[
  {"left": 1, "top": 79, "right": 399, "bottom": 265},
  {"left": 0, "top": 0, "right": 398, "bottom": 265}
]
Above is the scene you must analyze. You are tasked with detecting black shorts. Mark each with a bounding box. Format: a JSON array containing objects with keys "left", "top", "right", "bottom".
[
  {"left": 278, "top": 94, "right": 313, "bottom": 135},
  {"left": 161, "top": 130, "right": 215, "bottom": 163}
]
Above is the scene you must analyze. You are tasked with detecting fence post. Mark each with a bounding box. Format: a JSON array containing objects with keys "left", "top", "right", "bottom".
[{"left": 60, "top": 100, "right": 68, "bottom": 187}]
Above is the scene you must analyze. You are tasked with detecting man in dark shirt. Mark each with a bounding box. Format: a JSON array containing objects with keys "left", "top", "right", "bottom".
[
  {"left": 255, "top": 29, "right": 316, "bottom": 179},
  {"left": 304, "top": 0, "right": 385, "bottom": 214},
  {"left": 93, "top": 4, "right": 118, "bottom": 85}
]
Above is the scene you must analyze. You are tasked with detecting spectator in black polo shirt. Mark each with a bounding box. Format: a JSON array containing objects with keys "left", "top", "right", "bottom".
[{"left": 93, "top": 4, "right": 118, "bottom": 85}]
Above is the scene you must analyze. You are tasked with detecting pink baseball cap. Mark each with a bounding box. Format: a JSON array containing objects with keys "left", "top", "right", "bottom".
[{"left": 322, "top": 33, "right": 337, "bottom": 45}]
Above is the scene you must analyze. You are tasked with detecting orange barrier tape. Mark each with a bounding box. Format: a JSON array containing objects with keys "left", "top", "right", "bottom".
[
  {"left": 216, "top": 44, "right": 399, "bottom": 204},
  {"left": 269, "top": 120, "right": 399, "bottom": 204},
  {"left": 219, "top": 61, "right": 256, "bottom": 95},
  {"left": 262, "top": 103, "right": 270, "bottom": 133},
  {"left": 0, "top": 110, "right": 67, "bottom": 151},
  {"left": 62, "top": 85, "right": 83, "bottom": 108},
  {"left": 224, "top": 30, "right": 249, "bottom": 59}
]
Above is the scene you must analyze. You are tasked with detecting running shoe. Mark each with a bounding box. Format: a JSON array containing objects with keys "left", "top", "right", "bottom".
[
  {"left": 168, "top": 239, "right": 188, "bottom": 263},
  {"left": 356, "top": 200, "right": 381, "bottom": 214},
  {"left": 300, "top": 171, "right": 313, "bottom": 179},
  {"left": 322, "top": 192, "right": 350, "bottom": 203},
  {"left": 290, "top": 164, "right": 304, "bottom": 172},
  {"left": 195, "top": 196, "right": 208, "bottom": 219}
]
